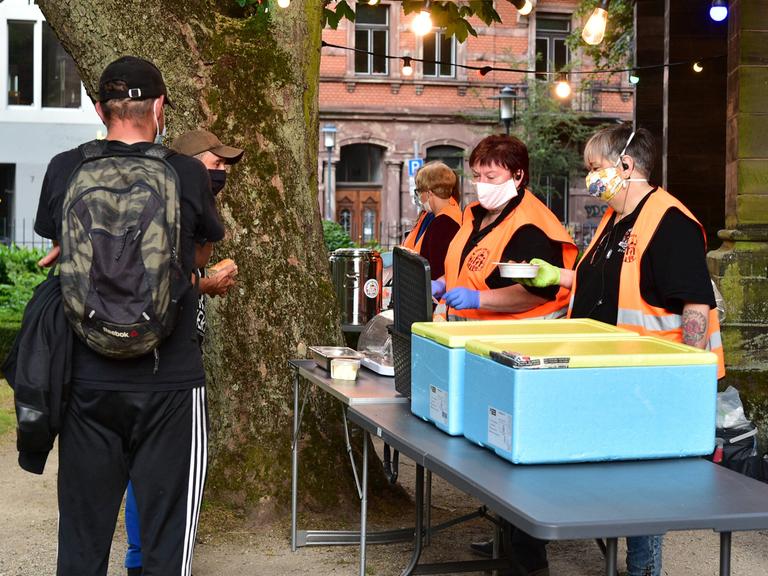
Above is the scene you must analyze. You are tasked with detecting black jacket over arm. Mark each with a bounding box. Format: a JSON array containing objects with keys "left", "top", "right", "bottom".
[{"left": 2, "top": 274, "right": 72, "bottom": 474}]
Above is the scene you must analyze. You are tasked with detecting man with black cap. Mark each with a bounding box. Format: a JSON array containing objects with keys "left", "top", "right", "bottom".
[
  {"left": 34, "top": 56, "right": 224, "bottom": 576},
  {"left": 121, "top": 130, "right": 243, "bottom": 575}
]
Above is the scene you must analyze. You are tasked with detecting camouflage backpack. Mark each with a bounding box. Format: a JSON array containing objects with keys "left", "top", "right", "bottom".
[{"left": 59, "top": 140, "right": 188, "bottom": 360}]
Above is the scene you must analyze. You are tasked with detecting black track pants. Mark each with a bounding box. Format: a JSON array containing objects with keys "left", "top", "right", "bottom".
[{"left": 56, "top": 386, "right": 208, "bottom": 576}]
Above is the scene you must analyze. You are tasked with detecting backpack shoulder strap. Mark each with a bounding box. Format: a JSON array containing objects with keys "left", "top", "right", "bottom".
[
  {"left": 144, "top": 144, "right": 175, "bottom": 161},
  {"left": 79, "top": 139, "right": 109, "bottom": 160}
]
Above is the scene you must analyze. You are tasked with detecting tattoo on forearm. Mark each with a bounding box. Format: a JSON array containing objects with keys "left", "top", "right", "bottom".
[{"left": 682, "top": 309, "right": 707, "bottom": 346}]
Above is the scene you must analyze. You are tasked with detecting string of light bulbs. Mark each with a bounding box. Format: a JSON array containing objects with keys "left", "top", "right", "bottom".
[{"left": 321, "top": 40, "right": 725, "bottom": 80}]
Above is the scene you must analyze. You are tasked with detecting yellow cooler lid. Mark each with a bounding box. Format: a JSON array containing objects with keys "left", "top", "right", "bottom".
[
  {"left": 411, "top": 319, "right": 631, "bottom": 348},
  {"left": 466, "top": 336, "right": 718, "bottom": 368}
]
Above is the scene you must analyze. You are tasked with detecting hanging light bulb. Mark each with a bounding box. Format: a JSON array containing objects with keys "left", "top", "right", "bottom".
[
  {"left": 411, "top": 7, "right": 433, "bottom": 37},
  {"left": 629, "top": 71, "right": 640, "bottom": 84},
  {"left": 554, "top": 77, "right": 572, "bottom": 99},
  {"left": 693, "top": 62, "right": 704, "bottom": 73},
  {"left": 277, "top": 0, "right": 290, "bottom": 7},
  {"left": 368, "top": 0, "right": 380, "bottom": 4},
  {"left": 512, "top": 0, "right": 534, "bottom": 16},
  {"left": 582, "top": 0, "right": 610, "bottom": 46},
  {"left": 401, "top": 57, "right": 413, "bottom": 77},
  {"left": 709, "top": 0, "right": 728, "bottom": 22}
]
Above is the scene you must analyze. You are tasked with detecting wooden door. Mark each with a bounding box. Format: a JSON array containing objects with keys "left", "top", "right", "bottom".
[{"left": 336, "top": 189, "right": 380, "bottom": 245}]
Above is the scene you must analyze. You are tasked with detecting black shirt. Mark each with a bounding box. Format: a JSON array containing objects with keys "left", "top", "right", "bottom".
[
  {"left": 460, "top": 189, "right": 565, "bottom": 301},
  {"left": 570, "top": 189, "right": 715, "bottom": 324},
  {"left": 420, "top": 213, "right": 461, "bottom": 280},
  {"left": 35, "top": 140, "right": 224, "bottom": 391}
]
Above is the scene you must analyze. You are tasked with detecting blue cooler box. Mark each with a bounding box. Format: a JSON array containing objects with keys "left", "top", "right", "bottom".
[
  {"left": 462, "top": 337, "right": 719, "bottom": 464},
  {"left": 410, "top": 319, "right": 634, "bottom": 436}
]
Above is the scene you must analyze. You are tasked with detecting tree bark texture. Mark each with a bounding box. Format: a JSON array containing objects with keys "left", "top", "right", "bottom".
[{"left": 37, "top": 0, "right": 372, "bottom": 513}]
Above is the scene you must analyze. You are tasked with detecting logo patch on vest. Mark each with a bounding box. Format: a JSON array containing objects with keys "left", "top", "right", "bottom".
[
  {"left": 623, "top": 232, "right": 637, "bottom": 263},
  {"left": 466, "top": 247, "right": 489, "bottom": 272}
]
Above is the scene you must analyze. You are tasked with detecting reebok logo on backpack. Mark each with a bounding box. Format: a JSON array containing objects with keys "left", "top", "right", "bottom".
[{"left": 59, "top": 140, "right": 188, "bottom": 359}]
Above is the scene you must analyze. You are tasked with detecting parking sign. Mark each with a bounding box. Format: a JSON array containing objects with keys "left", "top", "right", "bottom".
[{"left": 407, "top": 158, "right": 424, "bottom": 177}]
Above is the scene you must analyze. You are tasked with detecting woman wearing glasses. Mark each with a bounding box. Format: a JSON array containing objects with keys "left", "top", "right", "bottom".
[
  {"left": 431, "top": 134, "right": 577, "bottom": 321},
  {"left": 402, "top": 161, "right": 463, "bottom": 279},
  {"left": 516, "top": 123, "right": 725, "bottom": 576}
]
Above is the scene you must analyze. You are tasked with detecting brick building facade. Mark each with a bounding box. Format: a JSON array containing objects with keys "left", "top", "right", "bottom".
[{"left": 318, "top": 0, "right": 633, "bottom": 248}]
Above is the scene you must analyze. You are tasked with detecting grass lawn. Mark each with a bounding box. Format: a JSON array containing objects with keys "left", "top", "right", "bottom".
[{"left": 0, "top": 380, "right": 15, "bottom": 437}]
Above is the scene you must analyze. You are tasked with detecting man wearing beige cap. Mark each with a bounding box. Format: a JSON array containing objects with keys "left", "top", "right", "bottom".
[
  {"left": 172, "top": 129, "right": 244, "bottom": 304},
  {"left": 121, "top": 129, "right": 243, "bottom": 576}
]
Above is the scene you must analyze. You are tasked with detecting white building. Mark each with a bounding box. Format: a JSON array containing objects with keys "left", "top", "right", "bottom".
[{"left": 1, "top": 0, "right": 103, "bottom": 247}]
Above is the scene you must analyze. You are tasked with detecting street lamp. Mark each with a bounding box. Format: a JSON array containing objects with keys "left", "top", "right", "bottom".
[
  {"left": 489, "top": 86, "right": 518, "bottom": 135},
  {"left": 321, "top": 124, "right": 337, "bottom": 220}
]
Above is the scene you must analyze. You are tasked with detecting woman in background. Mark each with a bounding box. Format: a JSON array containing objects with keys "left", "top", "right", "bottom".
[
  {"left": 410, "top": 161, "right": 462, "bottom": 279},
  {"left": 432, "top": 134, "right": 576, "bottom": 321}
]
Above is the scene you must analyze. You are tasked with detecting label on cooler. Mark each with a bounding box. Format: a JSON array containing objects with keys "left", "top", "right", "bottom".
[
  {"left": 429, "top": 385, "right": 449, "bottom": 425},
  {"left": 488, "top": 406, "right": 512, "bottom": 452}
]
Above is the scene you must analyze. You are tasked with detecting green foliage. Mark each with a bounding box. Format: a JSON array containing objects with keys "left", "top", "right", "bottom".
[
  {"left": 0, "top": 383, "right": 14, "bottom": 438},
  {"left": 567, "top": 0, "right": 635, "bottom": 72},
  {"left": 0, "top": 245, "right": 48, "bottom": 319},
  {"left": 512, "top": 82, "right": 596, "bottom": 199},
  {"left": 322, "top": 219, "right": 355, "bottom": 252}
]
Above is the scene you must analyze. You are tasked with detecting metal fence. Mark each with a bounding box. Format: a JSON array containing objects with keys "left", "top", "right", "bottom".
[{"left": 0, "top": 218, "right": 53, "bottom": 250}]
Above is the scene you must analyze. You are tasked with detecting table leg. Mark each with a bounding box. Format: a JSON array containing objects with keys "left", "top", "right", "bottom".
[
  {"left": 425, "top": 470, "right": 432, "bottom": 547},
  {"left": 400, "top": 465, "right": 425, "bottom": 576},
  {"left": 719, "top": 532, "right": 732, "bottom": 576},
  {"left": 604, "top": 537, "right": 617, "bottom": 576},
  {"left": 359, "top": 432, "right": 369, "bottom": 576},
  {"left": 291, "top": 368, "right": 299, "bottom": 552}
]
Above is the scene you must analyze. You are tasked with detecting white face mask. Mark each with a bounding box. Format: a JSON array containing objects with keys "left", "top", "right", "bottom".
[
  {"left": 474, "top": 178, "right": 518, "bottom": 211},
  {"left": 153, "top": 98, "right": 166, "bottom": 144}
]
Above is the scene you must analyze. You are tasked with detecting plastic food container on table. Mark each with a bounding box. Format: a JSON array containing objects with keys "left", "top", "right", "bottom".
[
  {"left": 462, "top": 336, "right": 719, "bottom": 464},
  {"left": 409, "top": 319, "right": 636, "bottom": 436}
]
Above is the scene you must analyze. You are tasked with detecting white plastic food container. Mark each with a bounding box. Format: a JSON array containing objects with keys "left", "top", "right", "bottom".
[
  {"left": 496, "top": 262, "right": 540, "bottom": 279},
  {"left": 331, "top": 358, "right": 361, "bottom": 381}
]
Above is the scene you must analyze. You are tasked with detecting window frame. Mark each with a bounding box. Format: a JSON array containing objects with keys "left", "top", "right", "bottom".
[
  {"left": 0, "top": 0, "right": 97, "bottom": 123},
  {"left": 422, "top": 30, "right": 456, "bottom": 79},
  {"left": 535, "top": 14, "right": 571, "bottom": 81},
  {"left": 353, "top": 5, "right": 390, "bottom": 76}
]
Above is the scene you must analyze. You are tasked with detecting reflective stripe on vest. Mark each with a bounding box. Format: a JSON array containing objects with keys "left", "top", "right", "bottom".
[
  {"left": 443, "top": 191, "right": 577, "bottom": 321},
  {"left": 572, "top": 188, "right": 725, "bottom": 378}
]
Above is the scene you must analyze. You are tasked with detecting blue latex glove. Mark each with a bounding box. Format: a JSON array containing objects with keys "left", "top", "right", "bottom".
[
  {"left": 444, "top": 287, "right": 481, "bottom": 310},
  {"left": 431, "top": 279, "right": 446, "bottom": 299}
]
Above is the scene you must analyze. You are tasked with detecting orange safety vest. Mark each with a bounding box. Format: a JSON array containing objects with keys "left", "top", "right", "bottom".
[
  {"left": 433, "top": 197, "right": 463, "bottom": 228},
  {"left": 444, "top": 191, "right": 577, "bottom": 321},
  {"left": 569, "top": 188, "right": 726, "bottom": 378},
  {"left": 401, "top": 211, "right": 429, "bottom": 253}
]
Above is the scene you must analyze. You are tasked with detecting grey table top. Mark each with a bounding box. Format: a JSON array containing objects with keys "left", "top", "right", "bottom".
[
  {"left": 289, "top": 359, "right": 408, "bottom": 406},
  {"left": 348, "top": 403, "right": 768, "bottom": 540}
]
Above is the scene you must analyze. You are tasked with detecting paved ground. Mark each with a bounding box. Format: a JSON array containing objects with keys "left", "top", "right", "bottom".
[{"left": 1, "top": 410, "right": 767, "bottom": 575}]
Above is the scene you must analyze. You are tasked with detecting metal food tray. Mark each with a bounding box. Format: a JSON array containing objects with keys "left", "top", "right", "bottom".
[{"left": 309, "top": 346, "right": 364, "bottom": 371}]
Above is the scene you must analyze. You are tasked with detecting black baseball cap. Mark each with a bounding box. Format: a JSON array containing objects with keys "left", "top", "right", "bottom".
[{"left": 98, "top": 56, "right": 174, "bottom": 108}]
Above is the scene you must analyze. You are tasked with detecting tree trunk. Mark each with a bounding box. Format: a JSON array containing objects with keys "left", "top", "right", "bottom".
[{"left": 38, "top": 0, "right": 381, "bottom": 514}]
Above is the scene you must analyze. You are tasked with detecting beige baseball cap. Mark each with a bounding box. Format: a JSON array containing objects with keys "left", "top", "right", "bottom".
[{"left": 171, "top": 130, "right": 244, "bottom": 164}]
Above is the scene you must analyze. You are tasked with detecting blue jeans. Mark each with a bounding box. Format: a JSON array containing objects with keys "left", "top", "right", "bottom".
[
  {"left": 125, "top": 481, "right": 143, "bottom": 569},
  {"left": 626, "top": 535, "right": 662, "bottom": 576}
]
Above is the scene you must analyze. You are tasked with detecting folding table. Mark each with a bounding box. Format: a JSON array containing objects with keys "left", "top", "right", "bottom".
[{"left": 348, "top": 402, "right": 768, "bottom": 576}]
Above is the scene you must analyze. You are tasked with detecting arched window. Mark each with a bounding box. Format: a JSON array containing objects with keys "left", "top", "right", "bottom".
[
  {"left": 362, "top": 208, "right": 376, "bottom": 244},
  {"left": 339, "top": 209, "right": 352, "bottom": 236},
  {"left": 336, "top": 144, "right": 384, "bottom": 184},
  {"left": 426, "top": 145, "right": 464, "bottom": 171}
]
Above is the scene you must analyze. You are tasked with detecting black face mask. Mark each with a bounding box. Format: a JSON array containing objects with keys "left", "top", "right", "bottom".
[{"left": 209, "top": 169, "right": 227, "bottom": 196}]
